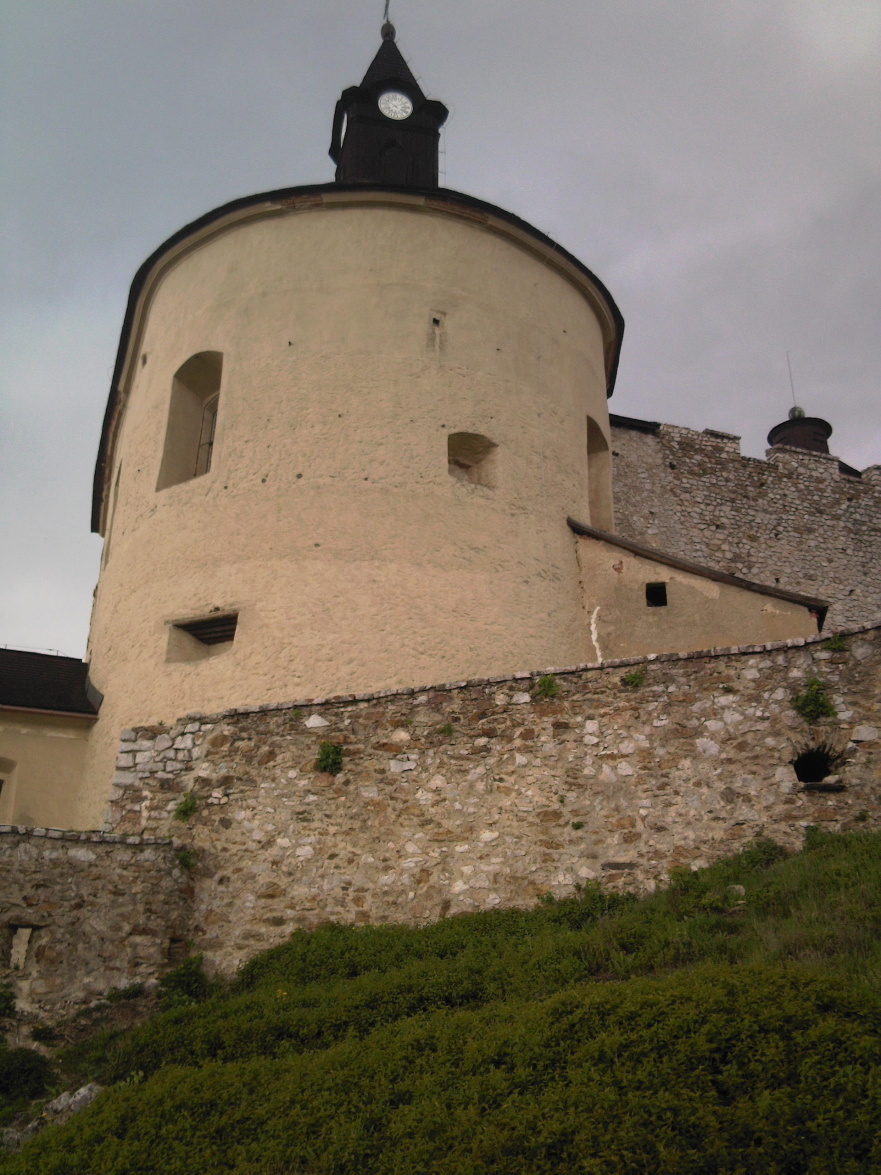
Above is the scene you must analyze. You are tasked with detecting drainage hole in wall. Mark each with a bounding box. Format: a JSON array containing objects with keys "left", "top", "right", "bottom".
[{"left": 792, "top": 742, "right": 842, "bottom": 785}]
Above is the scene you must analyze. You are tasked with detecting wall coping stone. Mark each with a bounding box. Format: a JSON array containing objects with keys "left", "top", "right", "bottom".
[
  {"left": 0, "top": 826, "right": 172, "bottom": 845},
  {"left": 140, "top": 621, "right": 880, "bottom": 727}
]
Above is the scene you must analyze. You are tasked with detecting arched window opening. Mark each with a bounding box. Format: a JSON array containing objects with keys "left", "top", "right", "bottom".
[
  {"left": 586, "top": 416, "right": 613, "bottom": 531},
  {"left": 448, "top": 433, "right": 497, "bottom": 488},
  {"left": 156, "top": 352, "right": 223, "bottom": 491}
]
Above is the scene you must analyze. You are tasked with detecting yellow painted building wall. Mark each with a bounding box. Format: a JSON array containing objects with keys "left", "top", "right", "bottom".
[
  {"left": 0, "top": 712, "right": 92, "bottom": 828},
  {"left": 575, "top": 535, "right": 819, "bottom": 662}
]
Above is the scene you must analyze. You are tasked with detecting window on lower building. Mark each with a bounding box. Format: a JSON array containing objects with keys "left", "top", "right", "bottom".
[
  {"left": 448, "top": 432, "right": 497, "bottom": 488},
  {"left": 645, "top": 582, "right": 668, "bottom": 607},
  {"left": 156, "top": 352, "right": 223, "bottom": 490}
]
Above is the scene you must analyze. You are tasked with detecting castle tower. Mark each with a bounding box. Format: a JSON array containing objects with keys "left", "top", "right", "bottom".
[{"left": 77, "top": 27, "right": 623, "bottom": 827}]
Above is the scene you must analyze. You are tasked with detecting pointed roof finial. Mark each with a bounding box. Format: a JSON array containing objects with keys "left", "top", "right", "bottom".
[{"left": 382, "top": 0, "right": 395, "bottom": 40}]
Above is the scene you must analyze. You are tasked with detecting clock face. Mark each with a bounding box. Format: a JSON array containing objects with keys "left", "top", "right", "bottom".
[{"left": 378, "top": 90, "right": 413, "bottom": 120}]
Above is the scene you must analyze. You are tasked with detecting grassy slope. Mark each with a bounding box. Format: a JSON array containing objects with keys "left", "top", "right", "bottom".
[{"left": 3, "top": 829, "right": 881, "bottom": 1174}]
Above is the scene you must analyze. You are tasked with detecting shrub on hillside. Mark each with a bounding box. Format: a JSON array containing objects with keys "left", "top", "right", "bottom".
[
  {"left": 0, "top": 1048, "right": 53, "bottom": 1102},
  {"left": 157, "top": 955, "right": 213, "bottom": 1011},
  {"left": 7, "top": 966, "right": 881, "bottom": 1174}
]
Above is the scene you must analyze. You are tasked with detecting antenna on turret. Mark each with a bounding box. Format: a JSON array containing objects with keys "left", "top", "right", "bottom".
[
  {"left": 381, "top": 0, "right": 395, "bottom": 40},
  {"left": 380, "top": 0, "right": 394, "bottom": 39},
  {"left": 786, "top": 351, "right": 804, "bottom": 418}
]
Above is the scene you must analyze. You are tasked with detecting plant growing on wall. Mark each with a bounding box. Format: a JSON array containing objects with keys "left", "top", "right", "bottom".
[
  {"left": 174, "top": 793, "right": 198, "bottom": 822},
  {"left": 176, "top": 847, "right": 198, "bottom": 872},
  {"left": 791, "top": 678, "right": 837, "bottom": 723},
  {"left": 824, "top": 633, "right": 847, "bottom": 652},
  {"left": 315, "top": 742, "right": 343, "bottom": 775},
  {"left": 533, "top": 675, "right": 560, "bottom": 700},
  {"left": 622, "top": 667, "right": 646, "bottom": 689}
]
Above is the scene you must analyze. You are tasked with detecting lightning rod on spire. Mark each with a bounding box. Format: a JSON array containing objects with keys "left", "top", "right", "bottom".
[{"left": 381, "top": 1, "right": 395, "bottom": 41}]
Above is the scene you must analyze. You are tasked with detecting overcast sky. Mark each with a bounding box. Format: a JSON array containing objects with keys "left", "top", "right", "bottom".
[{"left": 2, "top": 0, "right": 880, "bottom": 657}]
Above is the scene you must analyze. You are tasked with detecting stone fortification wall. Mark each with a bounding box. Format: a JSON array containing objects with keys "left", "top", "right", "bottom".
[
  {"left": 105, "top": 627, "right": 881, "bottom": 978},
  {"left": 0, "top": 829, "right": 189, "bottom": 1016},
  {"left": 610, "top": 420, "right": 881, "bottom": 631}
]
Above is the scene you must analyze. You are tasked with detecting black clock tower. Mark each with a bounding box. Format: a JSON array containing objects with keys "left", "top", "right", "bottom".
[{"left": 329, "top": 21, "right": 448, "bottom": 188}]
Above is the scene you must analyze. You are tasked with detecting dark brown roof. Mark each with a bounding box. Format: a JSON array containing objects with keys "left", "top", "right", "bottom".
[
  {"left": 0, "top": 648, "right": 98, "bottom": 716},
  {"left": 91, "top": 184, "right": 624, "bottom": 532},
  {"left": 609, "top": 413, "right": 661, "bottom": 434},
  {"left": 567, "top": 517, "right": 829, "bottom": 626},
  {"left": 360, "top": 35, "right": 423, "bottom": 95}
]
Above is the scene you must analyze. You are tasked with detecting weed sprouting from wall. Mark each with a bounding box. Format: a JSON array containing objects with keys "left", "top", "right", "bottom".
[
  {"left": 791, "top": 678, "right": 837, "bottom": 723},
  {"left": 533, "top": 674, "right": 560, "bottom": 700},
  {"left": 622, "top": 667, "right": 646, "bottom": 689},
  {"left": 176, "top": 847, "right": 198, "bottom": 872},
  {"left": 315, "top": 742, "right": 343, "bottom": 775},
  {"left": 174, "top": 793, "right": 198, "bottom": 822},
  {"left": 824, "top": 633, "right": 847, "bottom": 652}
]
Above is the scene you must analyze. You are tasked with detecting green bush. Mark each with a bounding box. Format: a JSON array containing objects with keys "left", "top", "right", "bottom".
[
  {"left": 314, "top": 742, "right": 343, "bottom": 775},
  {"left": 824, "top": 632, "right": 848, "bottom": 652},
  {"left": 157, "top": 956, "right": 213, "bottom": 1011},
  {"left": 0, "top": 984, "right": 15, "bottom": 1019},
  {"left": 8, "top": 968, "right": 881, "bottom": 1174},
  {"left": 173, "top": 793, "right": 198, "bottom": 822},
  {"left": 532, "top": 675, "right": 559, "bottom": 700},
  {"left": 792, "top": 676, "right": 837, "bottom": 722},
  {"left": 30, "top": 1024, "right": 59, "bottom": 1045},
  {"left": 0, "top": 1048, "right": 53, "bottom": 1102},
  {"left": 621, "top": 666, "right": 645, "bottom": 689}
]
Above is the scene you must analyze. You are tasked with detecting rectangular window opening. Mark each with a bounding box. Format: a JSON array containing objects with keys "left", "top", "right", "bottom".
[
  {"left": 645, "top": 582, "right": 668, "bottom": 608},
  {"left": 167, "top": 612, "right": 239, "bottom": 663},
  {"left": 177, "top": 614, "right": 238, "bottom": 645}
]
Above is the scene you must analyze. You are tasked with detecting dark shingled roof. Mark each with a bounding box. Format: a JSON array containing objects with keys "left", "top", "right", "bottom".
[
  {"left": 0, "top": 648, "right": 97, "bottom": 716},
  {"left": 360, "top": 36, "right": 423, "bottom": 96}
]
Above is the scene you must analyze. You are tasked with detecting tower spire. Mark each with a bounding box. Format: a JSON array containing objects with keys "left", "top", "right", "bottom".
[{"left": 329, "top": 17, "right": 448, "bottom": 188}]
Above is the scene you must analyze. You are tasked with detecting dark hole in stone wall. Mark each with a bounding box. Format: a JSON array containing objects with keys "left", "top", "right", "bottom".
[
  {"left": 792, "top": 743, "right": 840, "bottom": 784},
  {"left": 646, "top": 582, "right": 668, "bottom": 607}
]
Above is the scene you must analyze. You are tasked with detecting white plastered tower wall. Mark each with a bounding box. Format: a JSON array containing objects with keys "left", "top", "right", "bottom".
[{"left": 79, "top": 190, "right": 619, "bottom": 828}]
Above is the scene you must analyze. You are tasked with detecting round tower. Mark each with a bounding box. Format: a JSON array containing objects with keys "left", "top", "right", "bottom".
[{"left": 78, "top": 31, "right": 623, "bottom": 826}]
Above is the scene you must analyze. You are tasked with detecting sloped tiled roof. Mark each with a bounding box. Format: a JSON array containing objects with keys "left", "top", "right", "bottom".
[{"left": 0, "top": 648, "right": 97, "bottom": 716}]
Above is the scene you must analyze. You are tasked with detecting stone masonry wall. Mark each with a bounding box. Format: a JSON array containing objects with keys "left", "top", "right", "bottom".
[
  {"left": 105, "top": 627, "right": 881, "bottom": 979},
  {"left": 0, "top": 829, "right": 190, "bottom": 1016},
  {"left": 610, "top": 421, "right": 881, "bottom": 631}
]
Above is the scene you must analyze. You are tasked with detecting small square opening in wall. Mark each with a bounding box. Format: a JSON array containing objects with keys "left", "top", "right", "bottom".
[
  {"left": 167, "top": 613, "right": 238, "bottom": 663},
  {"left": 448, "top": 432, "right": 497, "bottom": 488},
  {"left": 645, "top": 582, "right": 668, "bottom": 608}
]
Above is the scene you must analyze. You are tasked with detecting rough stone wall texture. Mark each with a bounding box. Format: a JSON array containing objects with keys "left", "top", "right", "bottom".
[
  {"left": 609, "top": 422, "right": 881, "bottom": 631},
  {"left": 105, "top": 627, "right": 881, "bottom": 979},
  {"left": 0, "top": 830, "right": 189, "bottom": 1016}
]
